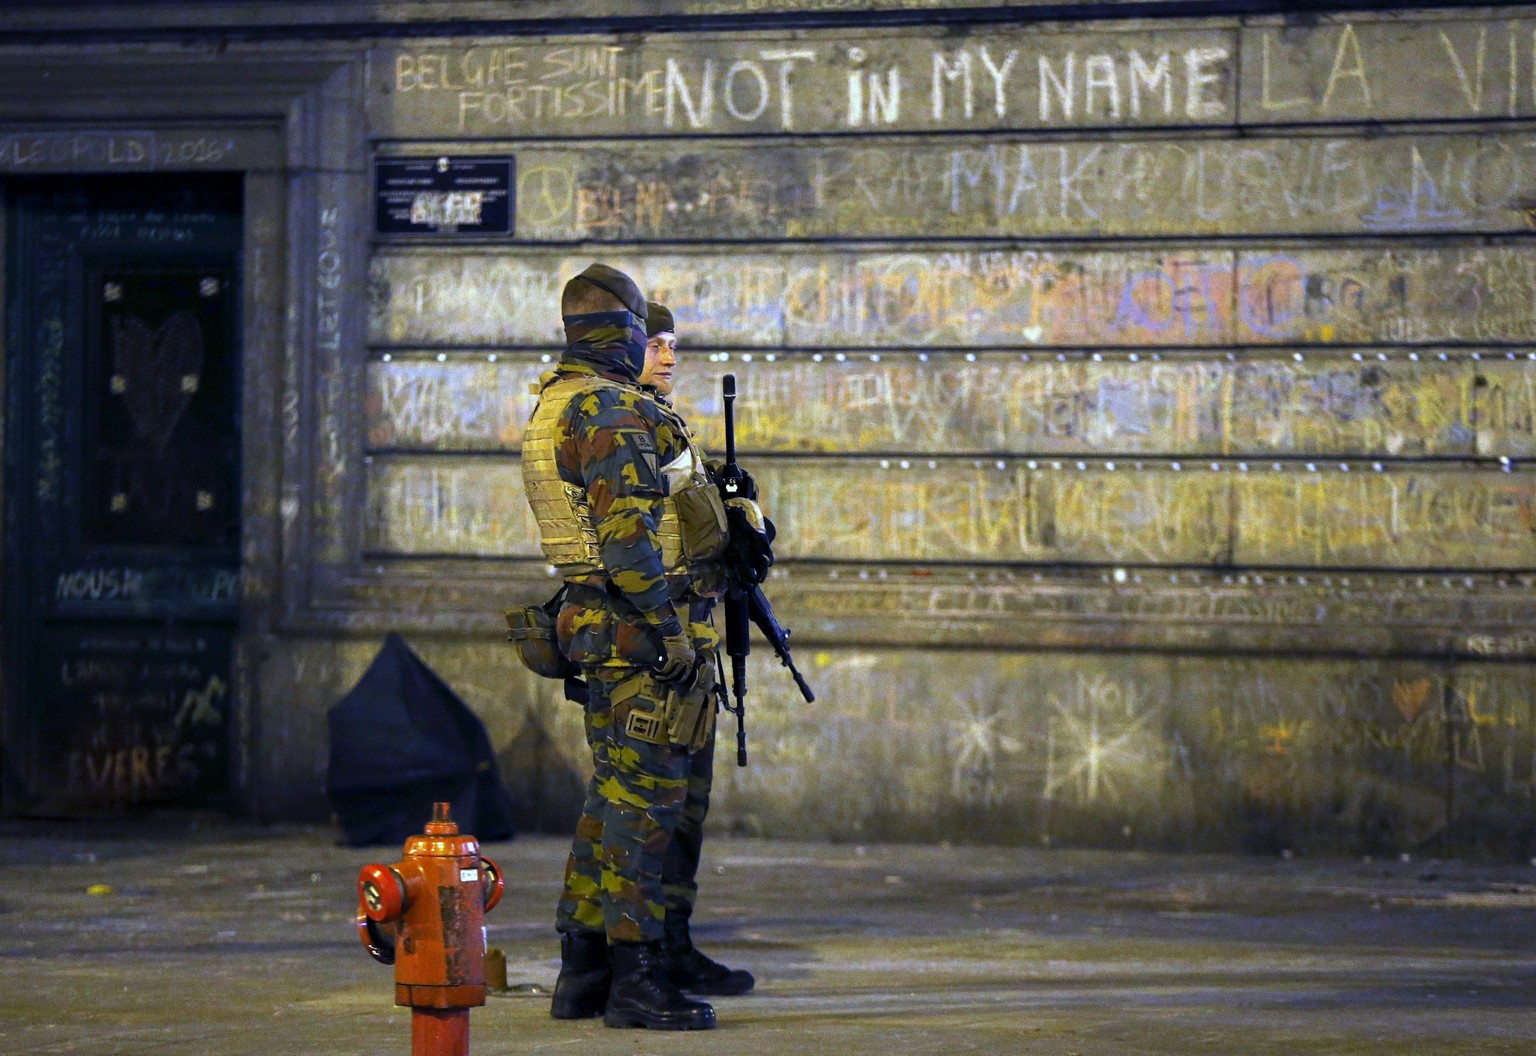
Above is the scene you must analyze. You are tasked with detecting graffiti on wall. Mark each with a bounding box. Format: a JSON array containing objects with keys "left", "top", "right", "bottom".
[
  {"left": 495, "top": 132, "right": 1536, "bottom": 242},
  {"left": 363, "top": 454, "right": 1536, "bottom": 569},
  {"left": 374, "top": 20, "right": 1536, "bottom": 137},
  {"left": 368, "top": 351, "right": 1521, "bottom": 458},
  {"left": 342, "top": 8, "right": 1536, "bottom": 849},
  {"left": 371, "top": 245, "right": 1536, "bottom": 348}
]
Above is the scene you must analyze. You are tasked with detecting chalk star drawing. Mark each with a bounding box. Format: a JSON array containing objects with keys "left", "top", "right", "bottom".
[
  {"left": 1043, "top": 675, "right": 1164, "bottom": 807},
  {"left": 947, "top": 692, "right": 1024, "bottom": 806}
]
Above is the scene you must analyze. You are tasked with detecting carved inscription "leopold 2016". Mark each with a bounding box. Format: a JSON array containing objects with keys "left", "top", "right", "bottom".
[
  {"left": 373, "top": 18, "right": 1536, "bottom": 137},
  {"left": 371, "top": 245, "right": 1536, "bottom": 348}
]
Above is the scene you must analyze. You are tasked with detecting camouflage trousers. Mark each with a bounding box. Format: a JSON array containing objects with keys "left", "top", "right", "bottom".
[{"left": 555, "top": 650, "right": 718, "bottom": 945}]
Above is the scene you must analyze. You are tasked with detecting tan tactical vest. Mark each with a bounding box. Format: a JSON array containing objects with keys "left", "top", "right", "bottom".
[{"left": 522, "top": 373, "right": 727, "bottom": 586}]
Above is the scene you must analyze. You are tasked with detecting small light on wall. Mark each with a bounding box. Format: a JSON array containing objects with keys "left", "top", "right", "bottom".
[
  {"left": 487, "top": 353, "right": 497, "bottom": 362},
  {"left": 813, "top": 353, "right": 824, "bottom": 362},
  {"left": 381, "top": 353, "right": 392, "bottom": 362},
  {"left": 436, "top": 353, "right": 447, "bottom": 362}
]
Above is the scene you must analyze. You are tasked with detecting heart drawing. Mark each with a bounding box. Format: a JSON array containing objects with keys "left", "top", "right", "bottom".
[
  {"left": 111, "top": 310, "right": 204, "bottom": 453},
  {"left": 1391, "top": 678, "right": 1433, "bottom": 725}
]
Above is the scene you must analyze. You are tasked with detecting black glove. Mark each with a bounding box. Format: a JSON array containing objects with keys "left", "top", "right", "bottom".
[
  {"left": 654, "top": 633, "right": 698, "bottom": 690},
  {"left": 724, "top": 498, "right": 775, "bottom": 587}
]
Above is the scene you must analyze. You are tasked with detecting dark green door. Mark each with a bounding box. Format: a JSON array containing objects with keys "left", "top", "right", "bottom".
[{"left": 4, "top": 175, "right": 243, "bottom": 813}]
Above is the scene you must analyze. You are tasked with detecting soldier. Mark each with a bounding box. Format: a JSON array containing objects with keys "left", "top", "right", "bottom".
[
  {"left": 639, "top": 303, "right": 755, "bottom": 999},
  {"left": 521, "top": 264, "right": 725, "bottom": 1031}
]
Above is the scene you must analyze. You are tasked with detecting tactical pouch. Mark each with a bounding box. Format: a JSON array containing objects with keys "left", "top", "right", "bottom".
[
  {"left": 505, "top": 586, "right": 580, "bottom": 680},
  {"left": 611, "top": 667, "right": 716, "bottom": 752},
  {"left": 666, "top": 685, "right": 717, "bottom": 753},
  {"left": 672, "top": 482, "right": 729, "bottom": 563},
  {"left": 611, "top": 673, "right": 671, "bottom": 747}
]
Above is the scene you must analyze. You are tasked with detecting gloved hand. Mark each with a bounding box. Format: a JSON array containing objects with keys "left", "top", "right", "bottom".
[
  {"left": 724, "top": 498, "right": 775, "bottom": 587},
  {"left": 654, "top": 633, "right": 698, "bottom": 690}
]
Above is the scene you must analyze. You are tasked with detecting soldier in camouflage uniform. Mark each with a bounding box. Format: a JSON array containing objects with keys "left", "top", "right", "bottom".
[
  {"left": 522, "top": 264, "right": 727, "bottom": 1031},
  {"left": 640, "top": 303, "right": 755, "bottom": 998}
]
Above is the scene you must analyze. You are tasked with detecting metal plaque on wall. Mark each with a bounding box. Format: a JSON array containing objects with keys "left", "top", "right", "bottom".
[{"left": 375, "top": 156, "right": 514, "bottom": 235}]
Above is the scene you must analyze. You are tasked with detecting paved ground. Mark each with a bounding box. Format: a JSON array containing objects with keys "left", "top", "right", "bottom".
[{"left": 0, "top": 815, "right": 1533, "bottom": 1055}]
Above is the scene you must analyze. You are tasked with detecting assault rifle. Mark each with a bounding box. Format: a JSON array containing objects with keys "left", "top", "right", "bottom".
[{"left": 716, "top": 373, "right": 815, "bottom": 766}]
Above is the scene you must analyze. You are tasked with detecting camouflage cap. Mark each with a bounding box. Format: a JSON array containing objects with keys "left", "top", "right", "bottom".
[
  {"left": 575, "top": 263, "right": 647, "bottom": 319},
  {"left": 645, "top": 302, "right": 675, "bottom": 338}
]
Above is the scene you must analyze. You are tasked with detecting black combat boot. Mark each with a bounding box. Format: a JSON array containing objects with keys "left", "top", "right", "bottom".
[
  {"left": 664, "top": 937, "right": 756, "bottom": 996},
  {"left": 550, "top": 930, "right": 610, "bottom": 1020},
  {"left": 603, "top": 941, "right": 717, "bottom": 1030}
]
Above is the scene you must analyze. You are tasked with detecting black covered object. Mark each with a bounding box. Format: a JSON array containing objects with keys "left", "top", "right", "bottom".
[{"left": 327, "top": 633, "right": 515, "bottom": 846}]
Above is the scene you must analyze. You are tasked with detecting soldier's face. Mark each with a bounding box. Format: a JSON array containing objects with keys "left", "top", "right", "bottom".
[{"left": 641, "top": 332, "right": 678, "bottom": 395}]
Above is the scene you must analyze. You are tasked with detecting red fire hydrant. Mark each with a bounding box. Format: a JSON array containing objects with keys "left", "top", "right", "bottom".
[{"left": 356, "top": 802, "right": 504, "bottom": 1056}]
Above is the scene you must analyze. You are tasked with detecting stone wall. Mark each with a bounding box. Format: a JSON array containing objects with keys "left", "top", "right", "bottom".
[
  {"left": 349, "top": 9, "right": 1536, "bottom": 853},
  {"left": 3, "top": 2, "right": 1535, "bottom": 852}
]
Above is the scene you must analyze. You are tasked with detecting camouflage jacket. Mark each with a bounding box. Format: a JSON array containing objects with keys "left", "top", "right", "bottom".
[{"left": 529, "top": 329, "right": 690, "bottom": 664}]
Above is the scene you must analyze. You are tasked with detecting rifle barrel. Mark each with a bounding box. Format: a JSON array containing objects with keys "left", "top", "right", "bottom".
[{"left": 722, "top": 374, "right": 737, "bottom": 468}]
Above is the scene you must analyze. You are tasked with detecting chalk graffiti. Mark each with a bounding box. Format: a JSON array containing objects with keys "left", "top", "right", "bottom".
[{"left": 372, "top": 246, "right": 1536, "bottom": 349}]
